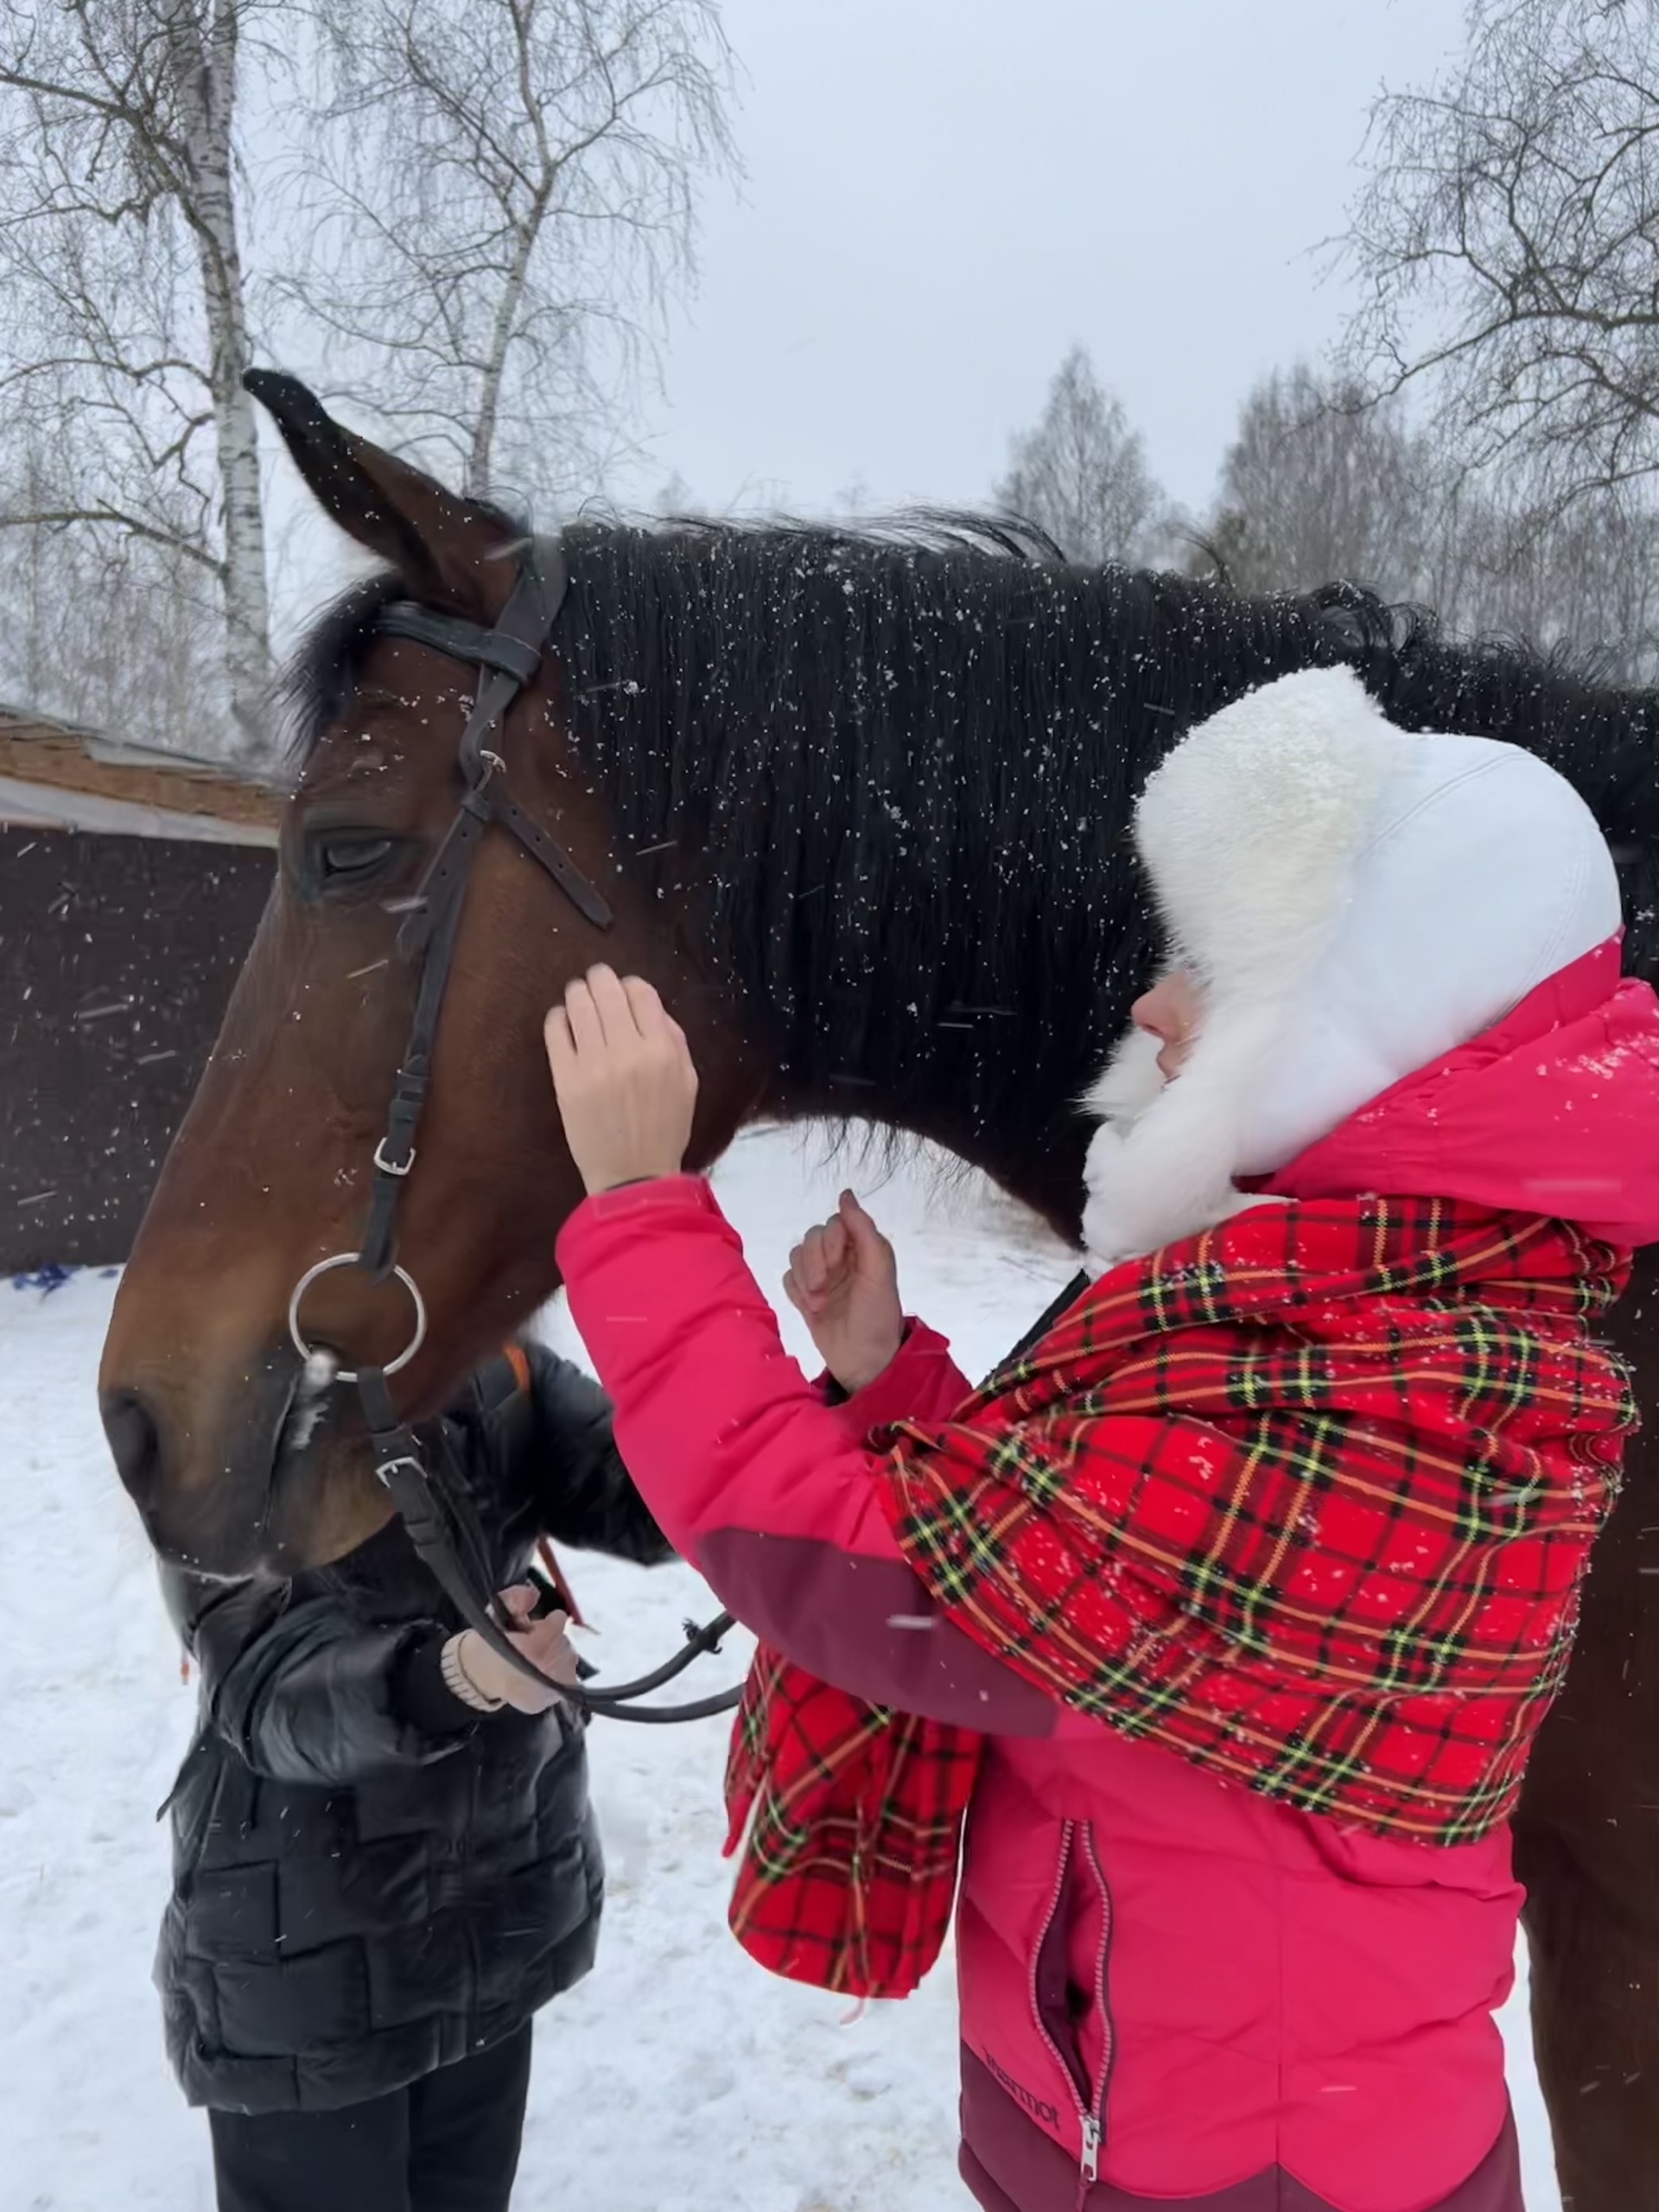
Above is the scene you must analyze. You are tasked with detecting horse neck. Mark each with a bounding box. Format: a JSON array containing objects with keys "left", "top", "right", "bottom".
[
  {"left": 753, "top": 582, "right": 1344, "bottom": 1239},
  {"left": 762, "top": 874, "right": 1123, "bottom": 1239},
  {"left": 760, "top": 632, "right": 1659, "bottom": 1241},
  {"left": 568, "top": 529, "right": 1659, "bottom": 1236}
]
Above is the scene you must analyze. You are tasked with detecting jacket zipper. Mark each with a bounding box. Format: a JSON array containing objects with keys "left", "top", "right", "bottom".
[
  {"left": 1026, "top": 1820, "right": 1110, "bottom": 2206},
  {"left": 1077, "top": 1824, "right": 1117, "bottom": 2196}
]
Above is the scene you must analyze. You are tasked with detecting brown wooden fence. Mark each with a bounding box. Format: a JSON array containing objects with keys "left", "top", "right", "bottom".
[{"left": 2, "top": 717, "right": 277, "bottom": 1274}]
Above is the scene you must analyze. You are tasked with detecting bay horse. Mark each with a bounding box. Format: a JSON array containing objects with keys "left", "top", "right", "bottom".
[{"left": 102, "top": 371, "right": 1659, "bottom": 2211}]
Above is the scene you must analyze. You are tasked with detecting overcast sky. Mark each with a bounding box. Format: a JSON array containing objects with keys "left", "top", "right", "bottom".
[
  {"left": 607, "top": 0, "right": 1462, "bottom": 519},
  {"left": 270, "top": 0, "right": 1466, "bottom": 632}
]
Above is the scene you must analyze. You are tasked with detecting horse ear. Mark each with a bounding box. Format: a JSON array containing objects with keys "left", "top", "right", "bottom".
[{"left": 245, "top": 370, "right": 518, "bottom": 621}]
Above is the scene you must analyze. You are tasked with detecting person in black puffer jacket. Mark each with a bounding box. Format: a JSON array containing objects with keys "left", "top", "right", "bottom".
[{"left": 155, "top": 1341, "right": 673, "bottom": 2212}]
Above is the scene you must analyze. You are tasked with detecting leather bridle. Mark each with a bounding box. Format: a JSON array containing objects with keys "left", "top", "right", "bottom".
[{"left": 287, "top": 535, "right": 740, "bottom": 1725}]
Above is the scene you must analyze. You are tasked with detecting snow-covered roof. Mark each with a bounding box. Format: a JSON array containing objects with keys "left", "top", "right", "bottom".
[{"left": 0, "top": 707, "right": 280, "bottom": 849}]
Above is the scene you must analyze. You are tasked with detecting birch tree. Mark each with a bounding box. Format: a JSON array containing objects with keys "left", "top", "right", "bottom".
[
  {"left": 0, "top": 0, "right": 734, "bottom": 757},
  {"left": 1202, "top": 360, "right": 1659, "bottom": 683},
  {"left": 0, "top": 0, "right": 272, "bottom": 758},
  {"left": 1205, "top": 365, "right": 1441, "bottom": 600},
  {"left": 292, "top": 0, "right": 736, "bottom": 506},
  {"left": 1343, "top": 0, "right": 1659, "bottom": 512},
  {"left": 995, "top": 346, "right": 1164, "bottom": 566}
]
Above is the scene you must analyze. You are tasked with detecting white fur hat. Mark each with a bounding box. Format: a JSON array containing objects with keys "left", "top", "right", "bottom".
[{"left": 1079, "top": 666, "right": 1621, "bottom": 1271}]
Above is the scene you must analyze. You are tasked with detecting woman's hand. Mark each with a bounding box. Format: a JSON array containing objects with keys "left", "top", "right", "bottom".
[
  {"left": 450, "top": 1585, "right": 582, "bottom": 1716},
  {"left": 544, "top": 965, "right": 697, "bottom": 1196},
  {"left": 784, "top": 1190, "right": 905, "bottom": 1395}
]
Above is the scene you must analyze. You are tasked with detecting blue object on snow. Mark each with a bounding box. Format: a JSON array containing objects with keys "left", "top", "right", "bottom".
[{"left": 9, "top": 1263, "right": 76, "bottom": 1295}]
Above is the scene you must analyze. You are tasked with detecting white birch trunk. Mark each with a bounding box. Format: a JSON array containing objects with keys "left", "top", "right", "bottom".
[
  {"left": 467, "top": 194, "right": 550, "bottom": 499},
  {"left": 166, "top": 0, "right": 270, "bottom": 760}
]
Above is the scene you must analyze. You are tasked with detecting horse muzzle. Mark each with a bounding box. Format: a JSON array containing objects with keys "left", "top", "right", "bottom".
[{"left": 99, "top": 1344, "right": 390, "bottom": 1577}]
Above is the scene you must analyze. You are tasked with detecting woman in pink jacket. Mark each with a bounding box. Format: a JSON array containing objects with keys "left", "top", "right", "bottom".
[{"left": 544, "top": 670, "right": 1659, "bottom": 2212}]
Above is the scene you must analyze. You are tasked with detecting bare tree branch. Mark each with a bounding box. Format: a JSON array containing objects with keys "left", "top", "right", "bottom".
[
  {"left": 1203, "top": 358, "right": 1659, "bottom": 685},
  {"left": 1338, "top": 0, "right": 1659, "bottom": 512},
  {"left": 285, "top": 0, "right": 738, "bottom": 505},
  {"left": 0, "top": 0, "right": 735, "bottom": 753},
  {"left": 0, "top": 0, "right": 276, "bottom": 759},
  {"left": 0, "top": 501, "right": 223, "bottom": 571}
]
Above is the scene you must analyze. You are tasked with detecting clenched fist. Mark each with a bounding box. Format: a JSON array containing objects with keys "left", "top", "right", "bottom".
[{"left": 784, "top": 1190, "right": 905, "bottom": 1395}]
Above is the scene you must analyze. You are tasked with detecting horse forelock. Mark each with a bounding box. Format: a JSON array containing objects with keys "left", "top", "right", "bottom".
[{"left": 276, "top": 569, "right": 411, "bottom": 777}]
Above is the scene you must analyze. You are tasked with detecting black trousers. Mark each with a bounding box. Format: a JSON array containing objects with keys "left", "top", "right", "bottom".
[{"left": 207, "top": 2024, "right": 533, "bottom": 2212}]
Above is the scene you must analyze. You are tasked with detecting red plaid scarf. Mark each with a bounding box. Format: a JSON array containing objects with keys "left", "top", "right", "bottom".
[{"left": 724, "top": 1199, "right": 1635, "bottom": 1999}]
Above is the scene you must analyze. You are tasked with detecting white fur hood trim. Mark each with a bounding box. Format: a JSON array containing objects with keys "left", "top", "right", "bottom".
[
  {"left": 1081, "top": 669, "right": 1395, "bottom": 1269},
  {"left": 1079, "top": 666, "right": 1621, "bottom": 1272}
]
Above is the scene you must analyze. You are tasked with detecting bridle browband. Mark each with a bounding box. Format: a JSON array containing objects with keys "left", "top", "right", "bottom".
[{"left": 288, "top": 535, "right": 739, "bottom": 1726}]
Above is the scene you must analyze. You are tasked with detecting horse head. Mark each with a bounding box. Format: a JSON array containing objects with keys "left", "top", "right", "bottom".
[{"left": 99, "top": 374, "right": 764, "bottom": 1578}]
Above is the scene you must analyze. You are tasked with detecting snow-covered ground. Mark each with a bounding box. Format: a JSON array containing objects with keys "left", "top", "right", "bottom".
[{"left": 1, "top": 1127, "right": 1562, "bottom": 2210}]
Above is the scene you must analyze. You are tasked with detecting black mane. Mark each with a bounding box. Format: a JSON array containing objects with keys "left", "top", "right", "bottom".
[
  {"left": 553, "top": 518, "right": 1659, "bottom": 1178},
  {"left": 283, "top": 516, "right": 1659, "bottom": 1192}
]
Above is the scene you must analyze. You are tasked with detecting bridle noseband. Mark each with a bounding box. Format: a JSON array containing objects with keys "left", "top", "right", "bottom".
[{"left": 288, "top": 535, "right": 739, "bottom": 1726}]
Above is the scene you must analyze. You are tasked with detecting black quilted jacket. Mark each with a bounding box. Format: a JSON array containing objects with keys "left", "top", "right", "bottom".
[{"left": 154, "top": 1345, "right": 671, "bottom": 2113}]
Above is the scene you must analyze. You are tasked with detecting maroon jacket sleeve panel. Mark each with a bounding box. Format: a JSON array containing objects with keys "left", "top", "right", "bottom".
[{"left": 556, "top": 1177, "right": 1056, "bottom": 1735}]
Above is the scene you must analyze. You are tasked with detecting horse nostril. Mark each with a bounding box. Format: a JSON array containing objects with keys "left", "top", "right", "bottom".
[{"left": 101, "top": 1388, "right": 162, "bottom": 1504}]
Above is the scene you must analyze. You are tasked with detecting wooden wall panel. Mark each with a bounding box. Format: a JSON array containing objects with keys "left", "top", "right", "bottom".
[{"left": 2, "top": 823, "right": 273, "bottom": 1271}]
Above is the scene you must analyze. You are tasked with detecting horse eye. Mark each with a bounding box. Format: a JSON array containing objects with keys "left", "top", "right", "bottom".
[{"left": 314, "top": 833, "right": 397, "bottom": 889}]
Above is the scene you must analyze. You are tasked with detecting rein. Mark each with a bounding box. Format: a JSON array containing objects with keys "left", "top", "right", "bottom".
[{"left": 287, "top": 536, "right": 739, "bottom": 1726}]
